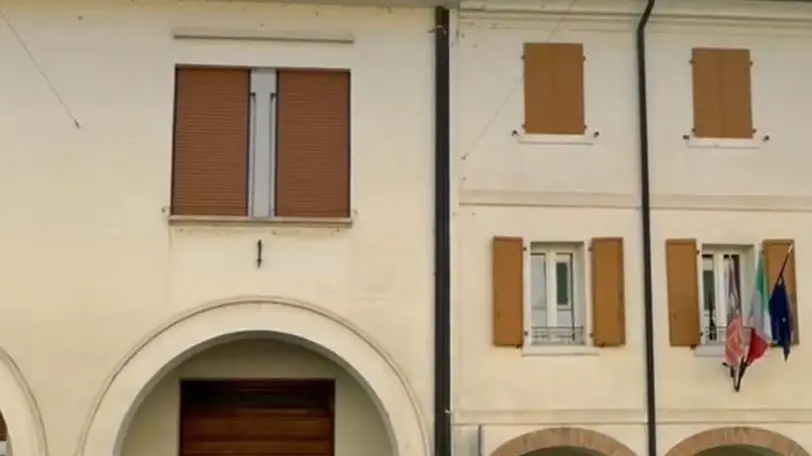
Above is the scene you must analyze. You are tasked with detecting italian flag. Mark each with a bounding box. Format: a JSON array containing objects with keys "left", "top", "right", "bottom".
[{"left": 744, "top": 252, "right": 771, "bottom": 364}]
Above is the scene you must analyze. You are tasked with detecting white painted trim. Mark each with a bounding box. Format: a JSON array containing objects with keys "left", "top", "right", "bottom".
[
  {"left": 522, "top": 345, "right": 599, "bottom": 357},
  {"left": 460, "top": 0, "right": 812, "bottom": 25},
  {"left": 172, "top": 27, "right": 356, "bottom": 44},
  {"left": 0, "top": 346, "right": 46, "bottom": 456},
  {"left": 686, "top": 137, "right": 765, "bottom": 150},
  {"left": 460, "top": 191, "right": 636, "bottom": 209},
  {"left": 458, "top": 190, "right": 812, "bottom": 212},
  {"left": 523, "top": 243, "right": 588, "bottom": 352},
  {"left": 167, "top": 214, "right": 354, "bottom": 228},
  {"left": 453, "top": 407, "right": 812, "bottom": 425},
  {"left": 517, "top": 133, "right": 596, "bottom": 146}
]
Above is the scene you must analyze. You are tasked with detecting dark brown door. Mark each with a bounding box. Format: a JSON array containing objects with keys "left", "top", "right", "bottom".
[{"left": 180, "top": 379, "right": 334, "bottom": 456}]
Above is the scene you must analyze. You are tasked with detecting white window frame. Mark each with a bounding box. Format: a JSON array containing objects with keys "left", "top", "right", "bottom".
[
  {"left": 695, "top": 245, "right": 753, "bottom": 355},
  {"left": 248, "top": 69, "right": 279, "bottom": 218},
  {"left": 524, "top": 242, "right": 587, "bottom": 348}
]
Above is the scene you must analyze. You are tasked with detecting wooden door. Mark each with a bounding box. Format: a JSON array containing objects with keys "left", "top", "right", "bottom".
[{"left": 180, "top": 379, "right": 335, "bottom": 456}]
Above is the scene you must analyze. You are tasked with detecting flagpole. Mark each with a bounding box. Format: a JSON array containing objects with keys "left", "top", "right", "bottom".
[
  {"left": 775, "top": 244, "right": 795, "bottom": 288},
  {"left": 734, "top": 244, "right": 794, "bottom": 392}
]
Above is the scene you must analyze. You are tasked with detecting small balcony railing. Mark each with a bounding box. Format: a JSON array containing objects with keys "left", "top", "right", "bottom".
[
  {"left": 529, "top": 326, "right": 586, "bottom": 346},
  {"left": 703, "top": 326, "right": 726, "bottom": 344}
]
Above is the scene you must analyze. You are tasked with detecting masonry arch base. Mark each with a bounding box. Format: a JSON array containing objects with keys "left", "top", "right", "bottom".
[
  {"left": 666, "top": 427, "right": 810, "bottom": 456},
  {"left": 490, "top": 427, "right": 637, "bottom": 456}
]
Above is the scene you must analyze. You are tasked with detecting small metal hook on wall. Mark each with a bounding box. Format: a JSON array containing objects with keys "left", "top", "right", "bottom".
[{"left": 256, "top": 239, "right": 263, "bottom": 268}]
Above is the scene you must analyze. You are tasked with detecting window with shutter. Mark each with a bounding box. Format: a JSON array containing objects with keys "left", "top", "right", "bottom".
[
  {"left": 523, "top": 42, "right": 586, "bottom": 135},
  {"left": 171, "top": 66, "right": 351, "bottom": 219},
  {"left": 492, "top": 237, "right": 626, "bottom": 350},
  {"left": 691, "top": 48, "right": 754, "bottom": 139}
]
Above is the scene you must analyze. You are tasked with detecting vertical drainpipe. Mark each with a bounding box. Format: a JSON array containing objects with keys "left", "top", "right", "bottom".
[
  {"left": 433, "top": 5, "right": 452, "bottom": 456},
  {"left": 635, "top": 1, "right": 658, "bottom": 456}
]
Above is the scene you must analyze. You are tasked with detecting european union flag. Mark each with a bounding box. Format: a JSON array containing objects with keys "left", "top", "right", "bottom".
[{"left": 770, "top": 277, "right": 793, "bottom": 360}]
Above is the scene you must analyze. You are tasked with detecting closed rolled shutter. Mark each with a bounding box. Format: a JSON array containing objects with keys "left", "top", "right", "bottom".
[
  {"left": 276, "top": 70, "right": 351, "bottom": 218},
  {"left": 172, "top": 67, "right": 250, "bottom": 216}
]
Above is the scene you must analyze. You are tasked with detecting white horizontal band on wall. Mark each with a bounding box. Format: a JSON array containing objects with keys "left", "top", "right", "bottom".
[{"left": 171, "top": 26, "right": 356, "bottom": 44}]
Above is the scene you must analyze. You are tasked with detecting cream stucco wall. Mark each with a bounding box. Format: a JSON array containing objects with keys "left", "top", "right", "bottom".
[
  {"left": 122, "top": 338, "right": 390, "bottom": 456},
  {"left": 453, "top": 0, "right": 812, "bottom": 455},
  {"left": 0, "top": 0, "right": 434, "bottom": 455}
]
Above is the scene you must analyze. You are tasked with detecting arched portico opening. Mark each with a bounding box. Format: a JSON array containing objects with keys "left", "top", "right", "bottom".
[
  {"left": 0, "top": 349, "right": 47, "bottom": 456},
  {"left": 74, "top": 296, "right": 429, "bottom": 456},
  {"left": 490, "top": 427, "right": 637, "bottom": 456},
  {"left": 665, "top": 427, "right": 810, "bottom": 456}
]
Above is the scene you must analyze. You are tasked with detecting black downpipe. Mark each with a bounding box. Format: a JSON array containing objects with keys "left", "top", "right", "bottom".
[
  {"left": 636, "top": 2, "right": 657, "bottom": 456},
  {"left": 433, "top": 6, "right": 452, "bottom": 456}
]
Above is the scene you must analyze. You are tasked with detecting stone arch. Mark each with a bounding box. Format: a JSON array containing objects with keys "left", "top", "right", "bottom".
[
  {"left": 0, "top": 347, "right": 47, "bottom": 456},
  {"left": 665, "top": 427, "right": 810, "bottom": 456},
  {"left": 490, "top": 426, "right": 637, "bottom": 456},
  {"left": 73, "top": 295, "right": 430, "bottom": 456}
]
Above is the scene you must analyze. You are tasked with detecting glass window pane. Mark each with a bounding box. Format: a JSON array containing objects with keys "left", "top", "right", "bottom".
[
  {"left": 530, "top": 253, "right": 547, "bottom": 327},
  {"left": 724, "top": 254, "right": 741, "bottom": 305},
  {"left": 555, "top": 253, "right": 573, "bottom": 309},
  {"left": 702, "top": 254, "right": 715, "bottom": 313},
  {"left": 555, "top": 253, "right": 574, "bottom": 329}
]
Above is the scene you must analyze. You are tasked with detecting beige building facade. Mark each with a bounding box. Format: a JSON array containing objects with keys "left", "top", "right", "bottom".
[
  {"left": 0, "top": 0, "right": 436, "bottom": 456},
  {"left": 454, "top": 0, "right": 812, "bottom": 456},
  {"left": 2, "top": 0, "right": 812, "bottom": 456}
]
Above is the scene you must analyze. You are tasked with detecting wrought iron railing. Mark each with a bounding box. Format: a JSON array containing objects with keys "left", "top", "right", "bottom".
[
  {"left": 529, "top": 326, "right": 586, "bottom": 346},
  {"left": 703, "top": 326, "right": 726, "bottom": 344}
]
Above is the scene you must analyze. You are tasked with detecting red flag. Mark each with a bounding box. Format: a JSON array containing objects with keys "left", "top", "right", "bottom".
[{"left": 723, "top": 259, "right": 744, "bottom": 370}]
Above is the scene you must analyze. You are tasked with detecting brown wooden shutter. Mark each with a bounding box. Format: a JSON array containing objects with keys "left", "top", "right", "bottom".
[
  {"left": 692, "top": 48, "right": 753, "bottom": 139},
  {"left": 590, "top": 237, "right": 626, "bottom": 347},
  {"left": 172, "top": 67, "right": 249, "bottom": 216},
  {"left": 721, "top": 49, "right": 753, "bottom": 139},
  {"left": 276, "top": 70, "right": 350, "bottom": 218},
  {"left": 523, "top": 42, "right": 585, "bottom": 135},
  {"left": 0, "top": 411, "right": 6, "bottom": 440},
  {"left": 492, "top": 237, "right": 524, "bottom": 347},
  {"left": 763, "top": 239, "right": 799, "bottom": 345},
  {"left": 666, "top": 239, "right": 701, "bottom": 347}
]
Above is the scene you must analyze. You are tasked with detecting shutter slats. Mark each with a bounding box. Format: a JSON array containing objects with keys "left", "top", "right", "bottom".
[
  {"left": 666, "top": 239, "right": 701, "bottom": 347},
  {"left": 492, "top": 237, "right": 524, "bottom": 347},
  {"left": 553, "top": 43, "right": 586, "bottom": 135},
  {"left": 721, "top": 49, "right": 754, "bottom": 139},
  {"left": 172, "top": 67, "right": 249, "bottom": 216},
  {"left": 523, "top": 42, "right": 585, "bottom": 135},
  {"left": 692, "top": 47, "right": 754, "bottom": 139},
  {"left": 692, "top": 48, "right": 724, "bottom": 139},
  {"left": 590, "top": 237, "right": 626, "bottom": 347},
  {"left": 276, "top": 70, "right": 351, "bottom": 218},
  {"left": 763, "top": 239, "right": 799, "bottom": 345}
]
